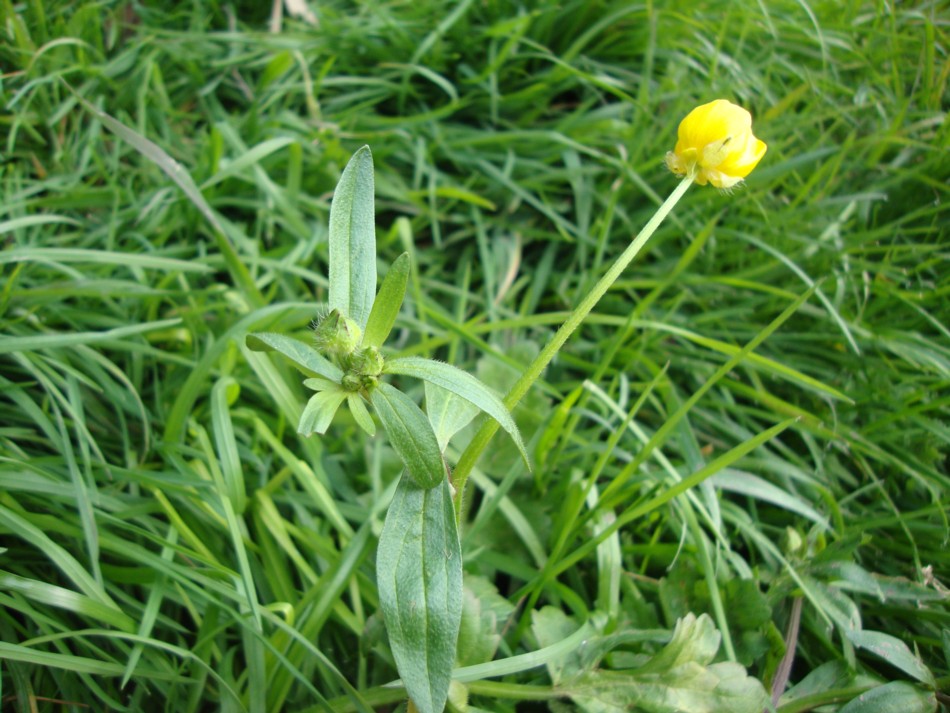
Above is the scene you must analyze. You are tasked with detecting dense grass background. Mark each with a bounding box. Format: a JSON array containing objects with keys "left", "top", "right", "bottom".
[{"left": 1, "top": 0, "right": 947, "bottom": 711}]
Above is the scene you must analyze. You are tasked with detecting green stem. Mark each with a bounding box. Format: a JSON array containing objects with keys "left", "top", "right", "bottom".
[{"left": 452, "top": 176, "right": 694, "bottom": 519}]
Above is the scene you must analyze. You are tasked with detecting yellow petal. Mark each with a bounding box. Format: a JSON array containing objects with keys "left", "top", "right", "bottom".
[{"left": 667, "top": 99, "right": 767, "bottom": 187}]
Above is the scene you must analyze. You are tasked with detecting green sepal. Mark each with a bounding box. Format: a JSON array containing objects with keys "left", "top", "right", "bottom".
[
  {"left": 299, "top": 388, "right": 348, "bottom": 436},
  {"left": 363, "top": 252, "right": 410, "bottom": 348},
  {"left": 377, "top": 475, "right": 462, "bottom": 713},
  {"left": 370, "top": 382, "right": 445, "bottom": 489},
  {"left": 304, "top": 377, "right": 340, "bottom": 392},
  {"left": 347, "top": 393, "right": 376, "bottom": 436}
]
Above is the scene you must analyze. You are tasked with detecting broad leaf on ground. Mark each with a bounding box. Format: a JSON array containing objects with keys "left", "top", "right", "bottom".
[{"left": 534, "top": 611, "right": 769, "bottom": 713}]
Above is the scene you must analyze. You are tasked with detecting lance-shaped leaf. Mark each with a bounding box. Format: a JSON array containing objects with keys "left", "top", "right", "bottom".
[
  {"left": 370, "top": 382, "right": 445, "bottom": 489},
  {"left": 329, "top": 146, "right": 376, "bottom": 330},
  {"left": 377, "top": 475, "right": 462, "bottom": 713},
  {"left": 363, "top": 252, "right": 410, "bottom": 348},
  {"left": 247, "top": 332, "right": 343, "bottom": 382},
  {"left": 384, "top": 356, "right": 530, "bottom": 468}
]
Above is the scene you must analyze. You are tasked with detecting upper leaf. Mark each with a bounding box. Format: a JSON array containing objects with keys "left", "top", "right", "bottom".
[
  {"left": 384, "top": 356, "right": 530, "bottom": 469},
  {"left": 363, "top": 252, "right": 410, "bottom": 348},
  {"left": 329, "top": 146, "right": 377, "bottom": 330}
]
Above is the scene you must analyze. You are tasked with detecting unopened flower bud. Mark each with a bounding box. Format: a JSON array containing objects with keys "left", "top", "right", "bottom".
[{"left": 313, "top": 309, "right": 362, "bottom": 358}]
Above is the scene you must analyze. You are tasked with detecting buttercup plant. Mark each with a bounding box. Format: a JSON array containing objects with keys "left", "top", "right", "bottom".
[{"left": 248, "top": 101, "right": 768, "bottom": 713}]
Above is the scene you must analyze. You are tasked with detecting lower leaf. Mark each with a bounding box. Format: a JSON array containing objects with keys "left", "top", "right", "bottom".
[{"left": 377, "top": 475, "right": 462, "bottom": 713}]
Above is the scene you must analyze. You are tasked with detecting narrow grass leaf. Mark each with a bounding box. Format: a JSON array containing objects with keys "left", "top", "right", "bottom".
[
  {"left": 200, "top": 137, "right": 297, "bottom": 188},
  {"left": 211, "top": 378, "right": 246, "bottom": 514},
  {"left": 70, "top": 88, "right": 263, "bottom": 306},
  {"left": 0, "top": 215, "right": 79, "bottom": 234},
  {"left": 377, "top": 476, "right": 462, "bottom": 713},
  {"left": 0, "top": 318, "right": 181, "bottom": 353},
  {"left": 711, "top": 470, "right": 830, "bottom": 531},
  {"left": 0, "top": 505, "right": 125, "bottom": 622},
  {"left": 121, "top": 527, "right": 178, "bottom": 688},
  {"left": 0, "top": 571, "right": 135, "bottom": 632},
  {"left": 0, "top": 641, "right": 187, "bottom": 681},
  {"left": 0, "top": 247, "right": 213, "bottom": 272}
]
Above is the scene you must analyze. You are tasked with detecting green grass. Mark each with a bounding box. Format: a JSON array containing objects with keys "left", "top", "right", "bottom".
[{"left": 1, "top": 0, "right": 948, "bottom": 711}]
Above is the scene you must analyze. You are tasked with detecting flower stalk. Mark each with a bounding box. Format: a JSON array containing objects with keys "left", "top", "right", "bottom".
[{"left": 451, "top": 175, "right": 695, "bottom": 518}]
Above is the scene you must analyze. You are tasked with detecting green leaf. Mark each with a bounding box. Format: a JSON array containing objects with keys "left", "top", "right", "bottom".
[
  {"left": 532, "top": 606, "right": 590, "bottom": 685},
  {"left": 384, "top": 356, "right": 529, "bottom": 468},
  {"left": 371, "top": 382, "right": 446, "bottom": 489},
  {"left": 363, "top": 252, "right": 410, "bottom": 348},
  {"left": 543, "top": 614, "right": 769, "bottom": 713},
  {"left": 329, "top": 146, "right": 377, "bottom": 330},
  {"left": 457, "top": 576, "right": 516, "bottom": 667},
  {"left": 846, "top": 629, "right": 936, "bottom": 687},
  {"left": 0, "top": 570, "right": 137, "bottom": 632},
  {"left": 425, "top": 381, "right": 480, "bottom": 452},
  {"left": 247, "top": 332, "right": 343, "bottom": 382},
  {"left": 377, "top": 475, "right": 462, "bottom": 713},
  {"left": 211, "top": 377, "right": 245, "bottom": 514},
  {"left": 837, "top": 681, "right": 936, "bottom": 713},
  {"left": 70, "top": 88, "right": 264, "bottom": 307},
  {"left": 299, "top": 388, "right": 348, "bottom": 436}
]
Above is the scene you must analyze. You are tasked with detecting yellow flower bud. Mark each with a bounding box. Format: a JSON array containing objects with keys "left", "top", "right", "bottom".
[{"left": 665, "top": 99, "right": 767, "bottom": 189}]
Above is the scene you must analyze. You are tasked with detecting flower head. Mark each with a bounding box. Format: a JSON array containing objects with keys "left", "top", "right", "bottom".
[{"left": 665, "top": 99, "right": 767, "bottom": 189}]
